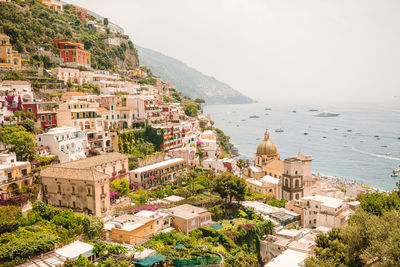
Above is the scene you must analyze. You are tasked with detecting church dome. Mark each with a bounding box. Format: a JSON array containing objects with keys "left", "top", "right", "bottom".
[{"left": 257, "top": 130, "right": 278, "bottom": 156}]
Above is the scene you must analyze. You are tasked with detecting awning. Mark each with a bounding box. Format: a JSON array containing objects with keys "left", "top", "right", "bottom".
[{"left": 136, "top": 253, "right": 167, "bottom": 266}]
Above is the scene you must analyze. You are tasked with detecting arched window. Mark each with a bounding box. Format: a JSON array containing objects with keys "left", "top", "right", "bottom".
[
  {"left": 285, "top": 179, "right": 288, "bottom": 187},
  {"left": 295, "top": 193, "right": 300, "bottom": 200},
  {"left": 295, "top": 179, "right": 299, "bottom": 187},
  {"left": 295, "top": 170, "right": 298, "bottom": 175}
]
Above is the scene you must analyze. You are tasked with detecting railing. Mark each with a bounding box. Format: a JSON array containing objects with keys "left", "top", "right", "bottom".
[{"left": 0, "top": 175, "right": 34, "bottom": 186}]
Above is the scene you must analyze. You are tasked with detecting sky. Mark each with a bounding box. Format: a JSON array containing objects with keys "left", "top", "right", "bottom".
[{"left": 66, "top": 0, "right": 400, "bottom": 103}]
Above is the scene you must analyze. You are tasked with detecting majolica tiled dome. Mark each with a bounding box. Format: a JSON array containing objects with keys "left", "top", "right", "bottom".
[{"left": 256, "top": 130, "right": 277, "bottom": 155}]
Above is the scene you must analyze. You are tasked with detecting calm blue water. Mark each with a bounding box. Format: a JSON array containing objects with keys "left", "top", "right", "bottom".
[{"left": 204, "top": 99, "right": 400, "bottom": 190}]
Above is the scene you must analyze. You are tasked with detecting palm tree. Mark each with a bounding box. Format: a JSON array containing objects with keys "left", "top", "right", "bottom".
[{"left": 236, "top": 159, "right": 249, "bottom": 177}]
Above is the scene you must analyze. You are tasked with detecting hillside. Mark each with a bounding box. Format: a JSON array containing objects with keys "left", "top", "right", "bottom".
[
  {"left": 0, "top": 0, "right": 138, "bottom": 70},
  {"left": 136, "top": 45, "right": 255, "bottom": 105}
]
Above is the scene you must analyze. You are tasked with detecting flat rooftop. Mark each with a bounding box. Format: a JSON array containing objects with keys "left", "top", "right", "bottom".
[{"left": 131, "top": 158, "right": 185, "bottom": 173}]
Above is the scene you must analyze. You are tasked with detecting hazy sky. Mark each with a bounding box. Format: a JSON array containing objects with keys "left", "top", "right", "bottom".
[{"left": 66, "top": 0, "right": 400, "bottom": 102}]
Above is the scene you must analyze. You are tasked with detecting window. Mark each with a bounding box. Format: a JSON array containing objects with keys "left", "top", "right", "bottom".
[
  {"left": 48, "top": 114, "right": 52, "bottom": 122},
  {"left": 106, "top": 115, "right": 109, "bottom": 120},
  {"left": 313, "top": 219, "right": 316, "bottom": 224},
  {"left": 101, "top": 185, "right": 105, "bottom": 195},
  {"left": 41, "top": 115, "right": 45, "bottom": 121},
  {"left": 59, "top": 200, "right": 62, "bottom": 206},
  {"left": 28, "top": 108, "right": 32, "bottom": 112},
  {"left": 44, "top": 185, "right": 48, "bottom": 192},
  {"left": 22, "top": 169, "right": 27, "bottom": 175},
  {"left": 295, "top": 179, "right": 299, "bottom": 187},
  {"left": 73, "top": 201, "right": 76, "bottom": 208},
  {"left": 295, "top": 193, "right": 300, "bottom": 200},
  {"left": 150, "top": 225, "right": 153, "bottom": 230},
  {"left": 124, "top": 114, "right": 126, "bottom": 119},
  {"left": 66, "top": 51, "right": 69, "bottom": 55},
  {"left": 295, "top": 170, "right": 298, "bottom": 175},
  {"left": 87, "top": 187, "right": 91, "bottom": 196},
  {"left": 284, "top": 179, "right": 288, "bottom": 187},
  {"left": 111, "top": 106, "right": 114, "bottom": 110},
  {"left": 57, "top": 185, "right": 61, "bottom": 193},
  {"left": 72, "top": 186, "right": 75, "bottom": 194},
  {"left": 191, "top": 220, "right": 196, "bottom": 226},
  {"left": 7, "top": 172, "right": 12, "bottom": 179}
]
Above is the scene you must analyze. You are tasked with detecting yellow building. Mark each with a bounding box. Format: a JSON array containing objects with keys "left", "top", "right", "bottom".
[
  {"left": 0, "top": 33, "right": 21, "bottom": 72},
  {"left": 104, "top": 214, "right": 155, "bottom": 245},
  {"left": 0, "top": 153, "right": 33, "bottom": 201},
  {"left": 38, "top": 0, "right": 63, "bottom": 12}
]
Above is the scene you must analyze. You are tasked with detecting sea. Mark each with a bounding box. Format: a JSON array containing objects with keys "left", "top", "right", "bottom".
[{"left": 203, "top": 98, "right": 400, "bottom": 191}]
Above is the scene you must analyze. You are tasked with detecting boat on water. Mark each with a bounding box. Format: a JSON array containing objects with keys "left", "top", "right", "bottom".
[
  {"left": 304, "top": 132, "right": 309, "bottom": 135},
  {"left": 265, "top": 108, "right": 272, "bottom": 110},
  {"left": 315, "top": 112, "right": 340, "bottom": 117},
  {"left": 381, "top": 145, "right": 388, "bottom": 148},
  {"left": 391, "top": 173, "right": 398, "bottom": 178},
  {"left": 275, "top": 128, "right": 284, "bottom": 133},
  {"left": 309, "top": 109, "right": 318, "bottom": 112},
  {"left": 322, "top": 136, "right": 327, "bottom": 138},
  {"left": 333, "top": 128, "right": 338, "bottom": 130},
  {"left": 398, "top": 136, "right": 400, "bottom": 140},
  {"left": 241, "top": 119, "right": 246, "bottom": 121},
  {"left": 249, "top": 115, "right": 260, "bottom": 119},
  {"left": 374, "top": 135, "right": 380, "bottom": 138},
  {"left": 347, "top": 130, "right": 352, "bottom": 132},
  {"left": 292, "top": 110, "right": 297, "bottom": 113}
]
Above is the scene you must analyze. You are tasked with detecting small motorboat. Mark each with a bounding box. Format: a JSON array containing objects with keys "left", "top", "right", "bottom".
[
  {"left": 304, "top": 132, "right": 309, "bottom": 135},
  {"left": 249, "top": 115, "right": 260, "bottom": 119},
  {"left": 292, "top": 110, "right": 297, "bottom": 113},
  {"left": 275, "top": 128, "right": 284, "bottom": 133},
  {"left": 391, "top": 173, "right": 398, "bottom": 178},
  {"left": 374, "top": 135, "right": 379, "bottom": 138},
  {"left": 309, "top": 109, "right": 318, "bottom": 112},
  {"left": 347, "top": 130, "right": 352, "bottom": 132},
  {"left": 333, "top": 128, "right": 338, "bottom": 130},
  {"left": 241, "top": 119, "right": 246, "bottom": 121},
  {"left": 322, "top": 136, "right": 327, "bottom": 139},
  {"left": 265, "top": 108, "right": 272, "bottom": 110},
  {"left": 398, "top": 136, "right": 400, "bottom": 140},
  {"left": 381, "top": 145, "right": 388, "bottom": 148}
]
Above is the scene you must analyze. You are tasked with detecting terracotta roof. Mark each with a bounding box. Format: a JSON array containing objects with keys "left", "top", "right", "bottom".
[
  {"left": 58, "top": 152, "right": 128, "bottom": 169},
  {"left": 0, "top": 33, "right": 10, "bottom": 39},
  {"left": 40, "top": 166, "right": 109, "bottom": 181},
  {"left": 96, "top": 107, "right": 108, "bottom": 111}
]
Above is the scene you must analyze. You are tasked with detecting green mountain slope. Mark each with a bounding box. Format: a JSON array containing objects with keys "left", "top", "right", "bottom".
[
  {"left": 136, "top": 45, "right": 255, "bottom": 105},
  {"left": 0, "top": 0, "right": 138, "bottom": 70}
]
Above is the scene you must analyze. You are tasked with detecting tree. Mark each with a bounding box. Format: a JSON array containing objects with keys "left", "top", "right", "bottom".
[
  {"left": 83, "top": 216, "right": 104, "bottom": 240},
  {"left": 183, "top": 101, "right": 199, "bottom": 117},
  {"left": 212, "top": 172, "right": 246, "bottom": 204},
  {"left": 194, "top": 98, "right": 205, "bottom": 104},
  {"left": 358, "top": 192, "right": 400, "bottom": 216},
  {"left": 103, "top": 17, "right": 109, "bottom": 26},
  {"left": 236, "top": 159, "right": 249, "bottom": 176},
  {"left": 110, "top": 178, "right": 129, "bottom": 196},
  {"left": 20, "top": 119, "right": 35, "bottom": 133},
  {"left": 0, "top": 126, "right": 37, "bottom": 160}
]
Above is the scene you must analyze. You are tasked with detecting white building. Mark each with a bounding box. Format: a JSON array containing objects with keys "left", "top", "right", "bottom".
[
  {"left": 36, "top": 126, "right": 88, "bottom": 163},
  {"left": 299, "top": 195, "right": 353, "bottom": 228},
  {"left": 0, "top": 80, "right": 34, "bottom": 102}
]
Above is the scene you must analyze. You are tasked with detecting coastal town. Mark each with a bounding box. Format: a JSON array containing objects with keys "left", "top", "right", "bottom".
[{"left": 0, "top": 1, "right": 399, "bottom": 267}]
